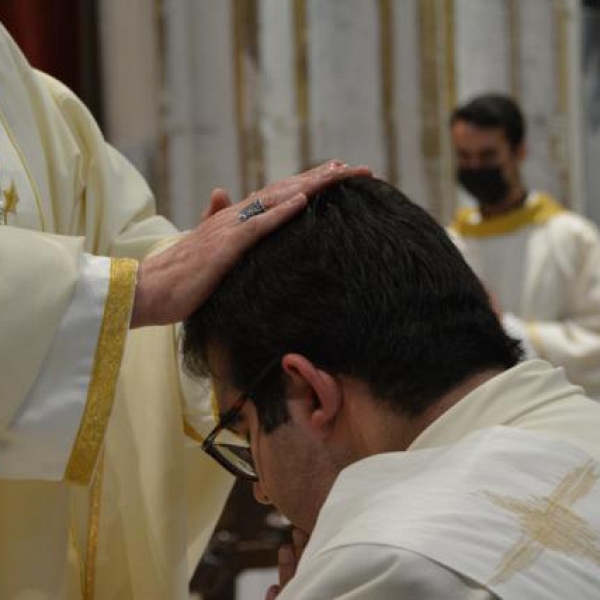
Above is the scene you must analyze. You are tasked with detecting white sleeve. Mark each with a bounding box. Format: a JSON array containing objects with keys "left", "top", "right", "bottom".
[
  {"left": 502, "top": 312, "right": 538, "bottom": 360},
  {"left": 0, "top": 255, "right": 109, "bottom": 480},
  {"left": 525, "top": 218, "right": 600, "bottom": 399},
  {"left": 278, "top": 546, "right": 497, "bottom": 600},
  {"left": 0, "top": 250, "right": 137, "bottom": 484}
]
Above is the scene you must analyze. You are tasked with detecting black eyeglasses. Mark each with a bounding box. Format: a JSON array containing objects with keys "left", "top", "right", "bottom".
[{"left": 202, "top": 357, "right": 281, "bottom": 482}]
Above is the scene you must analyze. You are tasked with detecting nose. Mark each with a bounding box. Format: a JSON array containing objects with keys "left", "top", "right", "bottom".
[
  {"left": 253, "top": 480, "right": 272, "bottom": 505},
  {"left": 459, "top": 156, "right": 482, "bottom": 170}
]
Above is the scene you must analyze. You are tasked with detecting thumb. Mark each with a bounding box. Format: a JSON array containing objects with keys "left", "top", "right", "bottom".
[{"left": 202, "top": 187, "right": 232, "bottom": 220}]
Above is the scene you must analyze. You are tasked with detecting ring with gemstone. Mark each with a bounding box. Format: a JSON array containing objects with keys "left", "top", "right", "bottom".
[{"left": 238, "top": 199, "right": 266, "bottom": 222}]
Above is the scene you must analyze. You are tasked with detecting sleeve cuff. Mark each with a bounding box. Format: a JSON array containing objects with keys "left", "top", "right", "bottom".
[{"left": 64, "top": 257, "right": 138, "bottom": 484}]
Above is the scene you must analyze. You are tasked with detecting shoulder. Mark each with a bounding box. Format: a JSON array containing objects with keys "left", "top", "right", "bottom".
[
  {"left": 281, "top": 544, "right": 495, "bottom": 599},
  {"left": 544, "top": 210, "right": 600, "bottom": 266},
  {"left": 534, "top": 192, "right": 595, "bottom": 234},
  {"left": 33, "top": 70, "right": 88, "bottom": 112},
  {"left": 527, "top": 193, "right": 600, "bottom": 260},
  {"left": 33, "top": 69, "right": 97, "bottom": 128}
]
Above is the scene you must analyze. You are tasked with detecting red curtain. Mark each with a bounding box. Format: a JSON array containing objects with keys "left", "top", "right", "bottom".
[{"left": 0, "top": 0, "right": 80, "bottom": 95}]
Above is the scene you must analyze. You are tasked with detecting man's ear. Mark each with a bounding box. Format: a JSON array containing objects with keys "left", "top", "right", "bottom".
[{"left": 280, "top": 353, "right": 342, "bottom": 439}]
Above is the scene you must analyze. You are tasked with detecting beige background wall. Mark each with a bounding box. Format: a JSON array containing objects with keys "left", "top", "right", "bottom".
[{"left": 99, "top": 0, "right": 587, "bottom": 230}]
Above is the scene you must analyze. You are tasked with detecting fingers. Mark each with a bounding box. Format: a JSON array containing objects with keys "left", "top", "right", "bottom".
[
  {"left": 275, "top": 527, "right": 309, "bottom": 593},
  {"left": 226, "top": 160, "right": 372, "bottom": 248},
  {"left": 203, "top": 188, "right": 232, "bottom": 220},
  {"left": 265, "top": 585, "right": 281, "bottom": 600},
  {"left": 232, "top": 193, "right": 307, "bottom": 248},
  {"left": 292, "top": 528, "right": 309, "bottom": 558},
  {"left": 208, "top": 161, "right": 371, "bottom": 231},
  {"left": 278, "top": 543, "right": 296, "bottom": 589},
  {"left": 256, "top": 163, "right": 372, "bottom": 209}
]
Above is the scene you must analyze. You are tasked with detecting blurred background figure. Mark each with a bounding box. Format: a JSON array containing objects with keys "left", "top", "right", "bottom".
[{"left": 449, "top": 93, "right": 600, "bottom": 400}]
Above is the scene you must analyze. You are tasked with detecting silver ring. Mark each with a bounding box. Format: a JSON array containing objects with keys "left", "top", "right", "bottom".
[{"left": 238, "top": 198, "right": 266, "bottom": 222}]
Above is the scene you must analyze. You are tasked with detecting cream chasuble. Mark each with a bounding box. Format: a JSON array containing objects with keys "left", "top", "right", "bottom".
[
  {"left": 450, "top": 193, "right": 600, "bottom": 400},
  {"left": 279, "top": 361, "right": 600, "bottom": 600},
  {"left": 0, "top": 23, "right": 232, "bottom": 599}
]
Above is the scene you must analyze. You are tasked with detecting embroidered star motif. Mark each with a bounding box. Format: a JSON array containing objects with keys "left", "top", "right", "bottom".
[
  {"left": 484, "top": 459, "right": 600, "bottom": 586},
  {"left": 1, "top": 180, "right": 19, "bottom": 224}
]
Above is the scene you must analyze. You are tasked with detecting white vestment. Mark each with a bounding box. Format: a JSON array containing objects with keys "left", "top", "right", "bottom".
[
  {"left": 279, "top": 360, "right": 600, "bottom": 599},
  {"left": 0, "top": 23, "right": 232, "bottom": 599},
  {"left": 450, "top": 192, "right": 600, "bottom": 400}
]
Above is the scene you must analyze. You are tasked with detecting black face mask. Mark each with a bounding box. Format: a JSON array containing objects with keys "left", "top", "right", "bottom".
[{"left": 457, "top": 166, "right": 509, "bottom": 206}]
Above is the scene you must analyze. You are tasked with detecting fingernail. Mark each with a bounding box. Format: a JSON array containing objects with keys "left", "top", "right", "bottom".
[{"left": 288, "top": 193, "right": 307, "bottom": 204}]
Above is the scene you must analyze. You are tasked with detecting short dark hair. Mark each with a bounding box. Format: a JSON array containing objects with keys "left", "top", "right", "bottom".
[
  {"left": 183, "top": 177, "right": 522, "bottom": 432},
  {"left": 450, "top": 93, "right": 526, "bottom": 150}
]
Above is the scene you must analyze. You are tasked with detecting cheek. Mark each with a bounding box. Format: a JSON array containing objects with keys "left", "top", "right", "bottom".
[
  {"left": 251, "top": 430, "right": 279, "bottom": 486},
  {"left": 251, "top": 431, "right": 296, "bottom": 510},
  {"left": 248, "top": 419, "right": 277, "bottom": 489}
]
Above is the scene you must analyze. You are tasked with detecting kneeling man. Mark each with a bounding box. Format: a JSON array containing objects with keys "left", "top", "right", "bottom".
[{"left": 183, "top": 177, "right": 600, "bottom": 599}]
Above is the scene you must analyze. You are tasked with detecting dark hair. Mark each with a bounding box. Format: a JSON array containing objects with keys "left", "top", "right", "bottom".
[
  {"left": 450, "top": 93, "right": 526, "bottom": 150},
  {"left": 184, "top": 177, "right": 522, "bottom": 432}
]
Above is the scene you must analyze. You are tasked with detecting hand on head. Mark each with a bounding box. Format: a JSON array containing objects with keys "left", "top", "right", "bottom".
[{"left": 131, "top": 160, "right": 371, "bottom": 328}]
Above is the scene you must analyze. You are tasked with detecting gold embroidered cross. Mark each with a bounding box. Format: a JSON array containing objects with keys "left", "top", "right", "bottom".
[
  {"left": 484, "top": 459, "right": 600, "bottom": 586},
  {"left": 1, "top": 180, "right": 19, "bottom": 224}
]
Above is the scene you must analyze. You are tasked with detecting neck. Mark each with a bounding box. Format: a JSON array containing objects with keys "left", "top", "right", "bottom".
[
  {"left": 479, "top": 183, "right": 528, "bottom": 219},
  {"left": 345, "top": 368, "right": 504, "bottom": 457}
]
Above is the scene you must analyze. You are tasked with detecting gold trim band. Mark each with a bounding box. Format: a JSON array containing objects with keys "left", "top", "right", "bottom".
[
  {"left": 84, "top": 452, "right": 105, "bottom": 600},
  {"left": 294, "top": 0, "right": 310, "bottom": 170},
  {"left": 65, "top": 258, "right": 138, "bottom": 485},
  {"left": 451, "top": 193, "right": 565, "bottom": 238},
  {"left": 379, "top": 0, "right": 398, "bottom": 185}
]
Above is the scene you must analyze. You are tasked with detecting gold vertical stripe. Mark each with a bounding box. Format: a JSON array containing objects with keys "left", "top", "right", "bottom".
[
  {"left": 83, "top": 452, "right": 105, "bottom": 600},
  {"left": 443, "top": 0, "right": 456, "bottom": 113},
  {"left": 418, "top": 0, "right": 444, "bottom": 221},
  {"left": 69, "top": 522, "right": 86, "bottom": 599},
  {"left": 233, "top": 0, "right": 264, "bottom": 195},
  {"left": 154, "top": 0, "right": 172, "bottom": 219},
  {"left": 294, "top": 0, "right": 311, "bottom": 170},
  {"left": 379, "top": 0, "right": 399, "bottom": 185},
  {"left": 248, "top": 0, "right": 264, "bottom": 190},
  {"left": 554, "top": 0, "right": 571, "bottom": 205},
  {"left": 233, "top": 1, "right": 250, "bottom": 196},
  {"left": 419, "top": 0, "right": 440, "bottom": 160},
  {"left": 64, "top": 258, "right": 138, "bottom": 485},
  {"left": 441, "top": 0, "right": 457, "bottom": 223},
  {"left": 507, "top": 0, "right": 522, "bottom": 99},
  {"left": 555, "top": 0, "right": 569, "bottom": 119},
  {"left": 253, "top": 0, "right": 265, "bottom": 190}
]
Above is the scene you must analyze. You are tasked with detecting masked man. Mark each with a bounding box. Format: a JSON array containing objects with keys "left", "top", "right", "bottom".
[{"left": 449, "top": 93, "right": 600, "bottom": 400}]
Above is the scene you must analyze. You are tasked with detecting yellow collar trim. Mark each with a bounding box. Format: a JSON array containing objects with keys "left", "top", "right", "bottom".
[{"left": 450, "top": 193, "right": 565, "bottom": 238}]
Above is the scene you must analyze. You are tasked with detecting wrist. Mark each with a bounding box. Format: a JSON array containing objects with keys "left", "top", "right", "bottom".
[{"left": 130, "top": 261, "right": 150, "bottom": 328}]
